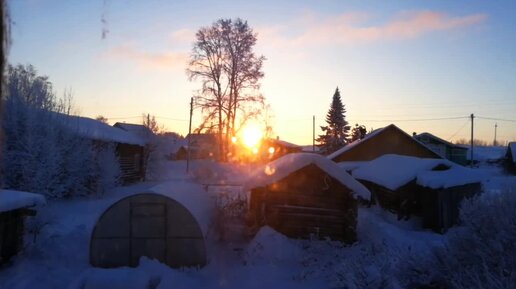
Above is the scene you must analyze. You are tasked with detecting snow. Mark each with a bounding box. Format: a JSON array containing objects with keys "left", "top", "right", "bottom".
[
  {"left": 352, "top": 154, "right": 485, "bottom": 190},
  {"left": 56, "top": 113, "right": 145, "bottom": 145},
  {"left": 150, "top": 181, "right": 216, "bottom": 237},
  {"left": 352, "top": 154, "right": 451, "bottom": 190},
  {"left": 337, "top": 161, "right": 366, "bottom": 172},
  {"left": 244, "top": 153, "right": 371, "bottom": 200},
  {"left": 0, "top": 189, "right": 46, "bottom": 213},
  {"left": 114, "top": 122, "right": 154, "bottom": 144},
  {"left": 464, "top": 145, "right": 507, "bottom": 161},
  {"left": 417, "top": 165, "right": 485, "bottom": 189},
  {"left": 71, "top": 267, "right": 153, "bottom": 289},
  {"left": 1, "top": 159, "right": 513, "bottom": 289}
]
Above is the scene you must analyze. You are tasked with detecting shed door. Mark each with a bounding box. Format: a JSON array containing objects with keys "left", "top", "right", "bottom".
[{"left": 129, "top": 202, "right": 167, "bottom": 266}]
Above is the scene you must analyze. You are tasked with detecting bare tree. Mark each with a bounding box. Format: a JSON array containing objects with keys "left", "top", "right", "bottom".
[
  {"left": 95, "top": 115, "right": 108, "bottom": 124},
  {"left": 187, "top": 18, "right": 265, "bottom": 161},
  {"left": 142, "top": 113, "right": 163, "bottom": 135}
]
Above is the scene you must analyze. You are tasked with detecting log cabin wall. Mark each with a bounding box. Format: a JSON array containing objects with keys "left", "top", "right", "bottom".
[
  {"left": 249, "top": 164, "right": 357, "bottom": 244},
  {"left": 117, "top": 144, "right": 145, "bottom": 184}
]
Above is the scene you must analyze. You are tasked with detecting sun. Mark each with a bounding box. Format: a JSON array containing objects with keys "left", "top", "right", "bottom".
[{"left": 241, "top": 125, "right": 263, "bottom": 149}]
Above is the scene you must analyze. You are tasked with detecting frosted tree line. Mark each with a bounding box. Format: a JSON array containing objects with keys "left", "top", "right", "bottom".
[{"left": 1, "top": 64, "right": 120, "bottom": 198}]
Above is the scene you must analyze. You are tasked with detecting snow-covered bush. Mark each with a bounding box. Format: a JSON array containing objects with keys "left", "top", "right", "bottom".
[
  {"left": 93, "top": 143, "right": 121, "bottom": 196},
  {"left": 2, "top": 64, "right": 119, "bottom": 198},
  {"left": 297, "top": 238, "right": 403, "bottom": 289},
  {"left": 212, "top": 189, "right": 248, "bottom": 241},
  {"left": 401, "top": 188, "right": 516, "bottom": 289}
]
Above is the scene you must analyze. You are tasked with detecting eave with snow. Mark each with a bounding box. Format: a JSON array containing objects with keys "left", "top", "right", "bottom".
[
  {"left": 351, "top": 154, "right": 484, "bottom": 232},
  {"left": 0, "top": 189, "right": 46, "bottom": 265}
]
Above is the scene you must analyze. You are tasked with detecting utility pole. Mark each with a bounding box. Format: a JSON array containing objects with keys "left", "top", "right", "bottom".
[
  {"left": 494, "top": 123, "right": 498, "bottom": 146},
  {"left": 470, "top": 113, "right": 474, "bottom": 168},
  {"left": 312, "top": 115, "right": 315, "bottom": 152},
  {"left": 186, "top": 97, "right": 193, "bottom": 173}
]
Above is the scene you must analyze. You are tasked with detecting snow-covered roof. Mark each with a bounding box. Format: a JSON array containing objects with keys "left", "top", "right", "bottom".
[
  {"left": 352, "top": 154, "right": 483, "bottom": 190},
  {"left": 244, "top": 153, "right": 371, "bottom": 200},
  {"left": 148, "top": 181, "right": 215, "bottom": 237},
  {"left": 417, "top": 166, "right": 484, "bottom": 189},
  {"left": 0, "top": 189, "right": 46, "bottom": 213},
  {"left": 268, "top": 138, "right": 301, "bottom": 149},
  {"left": 301, "top": 145, "right": 320, "bottom": 152},
  {"left": 113, "top": 122, "right": 154, "bottom": 143},
  {"left": 465, "top": 145, "right": 507, "bottom": 161},
  {"left": 327, "top": 126, "right": 390, "bottom": 160},
  {"left": 415, "top": 132, "right": 467, "bottom": 150},
  {"left": 337, "top": 161, "right": 366, "bottom": 172},
  {"left": 58, "top": 114, "right": 145, "bottom": 146}
]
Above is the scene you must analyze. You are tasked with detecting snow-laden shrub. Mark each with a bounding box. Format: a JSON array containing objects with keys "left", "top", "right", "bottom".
[
  {"left": 243, "top": 226, "right": 301, "bottom": 266},
  {"left": 2, "top": 64, "right": 119, "bottom": 198},
  {"left": 297, "top": 238, "right": 403, "bottom": 289},
  {"left": 93, "top": 144, "right": 121, "bottom": 196},
  {"left": 401, "top": 188, "right": 516, "bottom": 289}
]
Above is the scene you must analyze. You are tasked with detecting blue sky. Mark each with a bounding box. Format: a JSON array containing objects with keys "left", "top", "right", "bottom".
[{"left": 7, "top": 0, "right": 516, "bottom": 145}]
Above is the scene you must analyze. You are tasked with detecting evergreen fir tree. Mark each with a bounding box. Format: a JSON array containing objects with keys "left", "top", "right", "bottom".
[{"left": 316, "top": 87, "right": 350, "bottom": 154}]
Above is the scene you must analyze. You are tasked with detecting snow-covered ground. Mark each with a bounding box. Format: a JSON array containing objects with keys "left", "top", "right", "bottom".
[{"left": 0, "top": 157, "right": 514, "bottom": 289}]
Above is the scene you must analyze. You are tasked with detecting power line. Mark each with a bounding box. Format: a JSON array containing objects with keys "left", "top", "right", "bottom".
[
  {"left": 448, "top": 119, "right": 470, "bottom": 141},
  {"left": 155, "top": 116, "right": 189, "bottom": 122},
  {"left": 476, "top": 116, "right": 516, "bottom": 123},
  {"left": 352, "top": 116, "right": 469, "bottom": 122},
  {"left": 107, "top": 116, "right": 141, "bottom": 120}
]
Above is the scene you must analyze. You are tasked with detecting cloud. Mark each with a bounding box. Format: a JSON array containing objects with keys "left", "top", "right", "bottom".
[
  {"left": 104, "top": 44, "right": 188, "bottom": 70},
  {"left": 169, "top": 28, "right": 195, "bottom": 44},
  {"left": 257, "top": 10, "right": 488, "bottom": 48}
]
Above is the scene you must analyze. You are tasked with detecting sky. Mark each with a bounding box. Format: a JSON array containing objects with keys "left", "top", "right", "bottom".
[{"left": 7, "top": 0, "right": 516, "bottom": 145}]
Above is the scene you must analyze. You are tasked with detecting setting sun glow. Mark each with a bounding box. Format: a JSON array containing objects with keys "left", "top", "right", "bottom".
[{"left": 241, "top": 125, "right": 263, "bottom": 149}]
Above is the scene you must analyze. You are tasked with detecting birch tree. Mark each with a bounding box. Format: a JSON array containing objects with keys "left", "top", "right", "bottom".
[{"left": 187, "top": 18, "right": 265, "bottom": 160}]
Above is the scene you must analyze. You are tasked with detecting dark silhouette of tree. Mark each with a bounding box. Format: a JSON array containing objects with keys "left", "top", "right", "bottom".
[
  {"left": 187, "top": 18, "right": 265, "bottom": 160},
  {"left": 95, "top": 115, "right": 108, "bottom": 124},
  {"left": 350, "top": 123, "right": 367, "bottom": 142},
  {"left": 317, "top": 87, "right": 350, "bottom": 154}
]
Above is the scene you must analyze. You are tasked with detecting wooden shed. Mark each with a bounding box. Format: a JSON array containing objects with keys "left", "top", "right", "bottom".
[
  {"left": 414, "top": 132, "right": 468, "bottom": 165},
  {"left": 328, "top": 124, "right": 441, "bottom": 162},
  {"left": 352, "top": 154, "right": 483, "bottom": 232},
  {"left": 244, "top": 153, "right": 371, "bottom": 244},
  {"left": 0, "top": 190, "right": 45, "bottom": 265},
  {"left": 505, "top": 142, "right": 516, "bottom": 175},
  {"left": 59, "top": 114, "right": 147, "bottom": 184}
]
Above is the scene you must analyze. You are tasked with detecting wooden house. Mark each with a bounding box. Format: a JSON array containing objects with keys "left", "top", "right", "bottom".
[
  {"left": 260, "top": 137, "right": 303, "bottom": 161},
  {"left": 59, "top": 114, "right": 147, "bottom": 184},
  {"left": 244, "top": 153, "right": 371, "bottom": 243},
  {"left": 505, "top": 142, "right": 516, "bottom": 174},
  {"left": 328, "top": 124, "right": 441, "bottom": 163},
  {"left": 0, "top": 190, "right": 45, "bottom": 265},
  {"left": 176, "top": 133, "right": 220, "bottom": 160},
  {"left": 414, "top": 132, "right": 468, "bottom": 165},
  {"left": 352, "top": 154, "right": 483, "bottom": 233}
]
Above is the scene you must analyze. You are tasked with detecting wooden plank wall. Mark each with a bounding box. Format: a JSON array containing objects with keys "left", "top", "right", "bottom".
[{"left": 249, "top": 164, "right": 357, "bottom": 244}]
